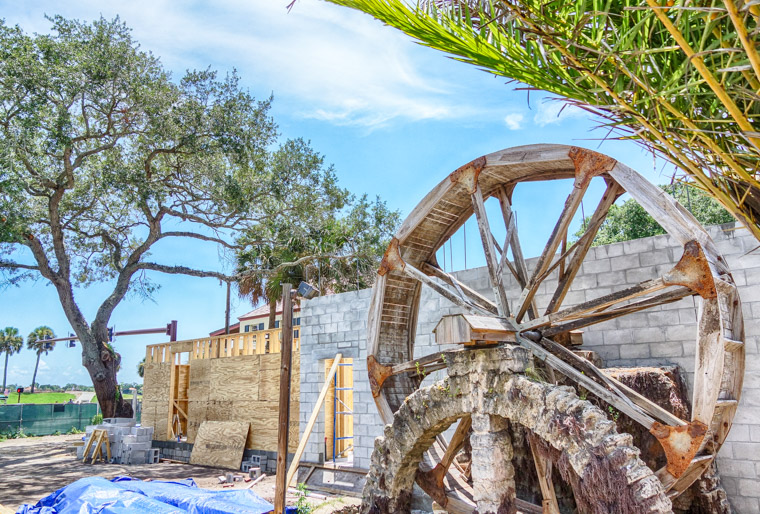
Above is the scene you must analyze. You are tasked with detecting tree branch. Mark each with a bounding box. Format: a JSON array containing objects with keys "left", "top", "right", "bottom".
[
  {"left": 136, "top": 262, "right": 233, "bottom": 281},
  {"left": 159, "top": 231, "right": 240, "bottom": 250},
  {"left": 0, "top": 260, "right": 40, "bottom": 271}
]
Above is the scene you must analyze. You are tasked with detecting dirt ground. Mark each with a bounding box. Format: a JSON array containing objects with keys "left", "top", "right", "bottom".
[{"left": 0, "top": 434, "right": 361, "bottom": 513}]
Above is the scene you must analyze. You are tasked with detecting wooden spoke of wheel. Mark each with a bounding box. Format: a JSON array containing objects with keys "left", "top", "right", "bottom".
[
  {"left": 402, "top": 258, "right": 496, "bottom": 317},
  {"left": 422, "top": 262, "right": 498, "bottom": 315},
  {"left": 516, "top": 178, "right": 592, "bottom": 321},
  {"left": 368, "top": 145, "right": 745, "bottom": 501},
  {"left": 545, "top": 179, "right": 625, "bottom": 315},
  {"left": 541, "top": 287, "right": 693, "bottom": 337},
  {"left": 522, "top": 277, "right": 683, "bottom": 331},
  {"left": 471, "top": 181, "right": 511, "bottom": 317},
  {"left": 528, "top": 432, "right": 560, "bottom": 514}
]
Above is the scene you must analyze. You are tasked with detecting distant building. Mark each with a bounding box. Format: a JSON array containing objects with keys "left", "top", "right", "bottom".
[{"left": 209, "top": 301, "right": 302, "bottom": 354}]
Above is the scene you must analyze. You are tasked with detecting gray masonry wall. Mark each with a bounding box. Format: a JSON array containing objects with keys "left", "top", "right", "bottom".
[{"left": 299, "top": 223, "right": 760, "bottom": 512}]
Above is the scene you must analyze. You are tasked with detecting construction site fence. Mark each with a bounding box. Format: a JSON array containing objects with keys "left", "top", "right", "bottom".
[{"left": 0, "top": 402, "right": 100, "bottom": 436}]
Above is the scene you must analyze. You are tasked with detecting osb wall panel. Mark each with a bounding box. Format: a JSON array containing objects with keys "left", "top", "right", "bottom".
[
  {"left": 149, "top": 351, "right": 300, "bottom": 452},
  {"left": 142, "top": 362, "right": 171, "bottom": 440},
  {"left": 189, "top": 420, "right": 249, "bottom": 470}
]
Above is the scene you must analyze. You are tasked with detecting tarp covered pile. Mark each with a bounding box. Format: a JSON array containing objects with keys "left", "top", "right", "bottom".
[{"left": 17, "top": 476, "right": 293, "bottom": 514}]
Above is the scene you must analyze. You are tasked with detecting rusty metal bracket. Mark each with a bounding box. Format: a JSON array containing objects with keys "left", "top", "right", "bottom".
[
  {"left": 367, "top": 355, "right": 393, "bottom": 398},
  {"left": 378, "top": 238, "right": 405, "bottom": 277},
  {"left": 568, "top": 147, "right": 617, "bottom": 188},
  {"left": 650, "top": 420, "right": 708, "bottom": 477},
  {"left": 663, "top": 240, "right": 717, "bottom": 299},
  {"left": 449, "top": 155, "right": 486, "bottom": 194},
  {"left": 415, "top": 465, "right": 448, "bottom": 507}
]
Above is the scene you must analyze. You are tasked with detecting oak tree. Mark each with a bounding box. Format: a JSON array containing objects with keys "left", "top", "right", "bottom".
[{"left": 0, "top": 16, "right": 346, "bottom": 416}]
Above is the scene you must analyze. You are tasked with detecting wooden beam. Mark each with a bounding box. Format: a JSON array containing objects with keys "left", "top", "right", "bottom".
[
  {"left": 528, "top": 434, "right": 560, "bottom": 514},
  {"left": 275, "top": 284, "right": 295, "bottom": 514},
  {"left": 523, "top": 277, "right": 672, "bottom": 330},
  {"left": 422, "top": 263, "right": 498, "bottom": 315},
  {"left": 403, "top": 261, "right": 494, "bottom": 317},
  {"left": 545, "top": 180, "right": 623, "bottom": 314},
  {"left": 286, "top": 354, "right": 343, "bottom": 489},
  {"left": 541, "top": 288, "right": 692, "bottom": 337},
  {"left": 471, "top": 182, "right": 510, "bottom": 317},
  {"left": 166, "top": 351, "right": 176, "bottom": 441},
  {"left": 516, "top": 181, "right": 590, "bottom": 321},
  {"left": 514, "top": 332, "right": 657, "bottom": 429}
]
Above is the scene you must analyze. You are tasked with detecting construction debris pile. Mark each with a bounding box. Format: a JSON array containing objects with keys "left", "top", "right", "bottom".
[{"left": 77, "top": 418, "right": 158, "bottom": 465}]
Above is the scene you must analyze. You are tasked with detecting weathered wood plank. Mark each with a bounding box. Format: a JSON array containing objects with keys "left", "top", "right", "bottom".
[
  {"left": 471, "top": 182, "right": 510, "bottom": 317},
  {"left": 516, "top": 180, "right": 591, "bottom": 320},
  {"left": 545, "top": 180, "right": 623, "bottom": 314}
]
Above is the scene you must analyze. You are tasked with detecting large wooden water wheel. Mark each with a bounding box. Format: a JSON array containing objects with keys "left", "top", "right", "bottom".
[{"left": 365, "top": 144, "right": 744, "bottom": 513}]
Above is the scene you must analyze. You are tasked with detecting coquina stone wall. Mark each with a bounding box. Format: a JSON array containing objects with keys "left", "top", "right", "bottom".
[{"left": 299, "top": 222, "right": 760, "bottom": 512}]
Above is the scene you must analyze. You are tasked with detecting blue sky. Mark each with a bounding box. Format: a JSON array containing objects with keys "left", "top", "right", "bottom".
[{"left": 0, "top": 0, "right": 676, "bottom": 387}]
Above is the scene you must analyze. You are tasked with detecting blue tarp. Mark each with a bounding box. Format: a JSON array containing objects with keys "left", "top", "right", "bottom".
[{"left": 16, "top": 476, "right": 295, "bottom": 514}]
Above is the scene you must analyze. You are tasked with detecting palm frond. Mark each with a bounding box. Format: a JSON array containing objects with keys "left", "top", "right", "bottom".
[{"left": 330, "top": 0, "right": 760, "bottom": 241}]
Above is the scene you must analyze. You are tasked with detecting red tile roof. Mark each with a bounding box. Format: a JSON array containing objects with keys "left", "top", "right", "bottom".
[{"left": 238, "top": 301, "right": 300, "bottom": 321}]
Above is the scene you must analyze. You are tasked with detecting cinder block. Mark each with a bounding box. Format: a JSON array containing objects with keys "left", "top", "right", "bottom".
[{"left": 147, "top": 448, "right": 160, "bottom": 464}]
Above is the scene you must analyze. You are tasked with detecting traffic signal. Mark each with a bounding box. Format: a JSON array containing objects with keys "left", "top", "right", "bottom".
[
  {"left": 165, "top": 320, "right": 178, "bottom": 341},
  {"left": 67, "top": 333, "right": 76, "bottom": 348},
  {"left": 107, "top": 327, "right": 114, "bottom": 342}
]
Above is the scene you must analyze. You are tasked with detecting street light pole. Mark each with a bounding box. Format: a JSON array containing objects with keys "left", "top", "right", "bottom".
[{"left": 274, "top": 283, "right": 294, "bottom": 514}]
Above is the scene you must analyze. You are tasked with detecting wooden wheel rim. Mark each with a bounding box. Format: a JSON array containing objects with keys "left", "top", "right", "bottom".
[{"left": 367, "top": 144, "right": 744, "bottom": 498}]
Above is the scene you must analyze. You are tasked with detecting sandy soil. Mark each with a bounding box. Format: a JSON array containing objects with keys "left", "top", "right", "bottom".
[{"left": 0, "top": 434, "right": 361, "bottom": 512}]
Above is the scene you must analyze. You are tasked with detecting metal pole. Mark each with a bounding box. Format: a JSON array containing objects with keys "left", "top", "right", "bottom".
[{"left": 274, "top": 283, "right": 294, "bottom": 514}]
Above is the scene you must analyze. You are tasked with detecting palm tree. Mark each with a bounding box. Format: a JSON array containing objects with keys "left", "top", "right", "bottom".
[
  {"left": 1, "top": 327, "right": 23, "bottom": 392},
  {"left": 330, "top": 0, "right": 760, "bottom": 242},
  {"left": 27, "top": 326, "right": 55, "bottom": 394},
  {"left": 238, "top": 243, "right": 306, "bottom": 329}
]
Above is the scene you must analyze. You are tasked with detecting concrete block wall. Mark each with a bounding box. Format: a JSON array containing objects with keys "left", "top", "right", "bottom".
[{"left": 299, "top": 223, "right": 760, "bottom": 511}]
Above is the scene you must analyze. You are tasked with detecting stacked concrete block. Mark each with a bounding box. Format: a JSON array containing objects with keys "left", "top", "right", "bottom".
[
  {"left": 299, "top": 222, "right": 760, "bottom": 512},
  {"left": 79, "top": 420, "right": 156, "bottom": 465},
  {"left": 241, "top": 454, "right": 267, "bottom": 474}
]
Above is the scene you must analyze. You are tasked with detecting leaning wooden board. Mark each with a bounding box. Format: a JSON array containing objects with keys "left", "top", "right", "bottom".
[{"left": 190, "top": 420, "right": 250, "bottom": 470}]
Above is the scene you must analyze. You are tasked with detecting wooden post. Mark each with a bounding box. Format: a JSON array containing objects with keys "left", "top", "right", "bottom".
[
  {"left": 225, "top": 282, "right": 231, "bottom": 335},
  {"left": 274, "top": 283, "right": 294, "bottom": 514}
]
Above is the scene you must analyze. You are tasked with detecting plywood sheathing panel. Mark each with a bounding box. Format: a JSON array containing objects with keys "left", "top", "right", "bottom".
[
  {"left": 142, "top": 362, "right": 171, "bottom": 439},
  {"left": 189, "top": 420, "right": 250, "bottom": 470},
  {"left": 210, "top": 356, "right": 260, "bottom": 402},
  {"left": 149, "top": 351, "right": 300, "bottom": 451}
]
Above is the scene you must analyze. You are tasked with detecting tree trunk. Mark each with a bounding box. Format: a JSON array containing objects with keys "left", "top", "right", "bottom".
[
  {"left": 2, "top": 352, "right": 8, "bottom": 392},
  {"left": 31, "top": 352, "right": 41, "bottom": 394},
  {"left": 79, "top": 331, "right": 132, "bottom": 419},
  {"left": 268, "top": 297, "right": 277, "bottom": 329}
]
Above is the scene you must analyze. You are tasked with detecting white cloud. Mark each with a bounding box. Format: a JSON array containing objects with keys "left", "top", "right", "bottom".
[
  {"left": 504, "top": 113, "right": 524, "bottom": 130},
  {"left": 5, "top": 0, "right": 518, "bottom": 129},
  {"left": 533, "top": 100, "right": 586, "bottom": 127}
]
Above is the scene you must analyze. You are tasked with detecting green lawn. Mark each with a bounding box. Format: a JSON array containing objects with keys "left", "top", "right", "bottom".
[{"left": 2, "top": 392, "right": 76, "bottom": 404}]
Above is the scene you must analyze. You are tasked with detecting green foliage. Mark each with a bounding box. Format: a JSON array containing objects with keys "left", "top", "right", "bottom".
[
  {"left": 67, "top": 426, "right": 84, "bottom": 434},
  {"left": 236, "top": 190, "right": 399, "bottom": 312},
  {"left": 295, "top": 483, "right": 313, "bottom": 514},
  {"left": 27, "top": 326, "right": 56, "bottom": 355},
  {"left": 91, "top": 413, "right": 103, "bottom": 425},
  {"left": 137, "top": 358, "right": 145, "bottom": 379},
  {"left": 574, "top": 184, "right": 735, "bottom": 246},
  {"left": 328, "top": 0, "right": 760, "bottom": 242},
  {"left": 1, "top": 326, "right": 23, "bottom": 390},
  {"left": 0, "top": 15, "right": 394, "bottom": 416}
]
